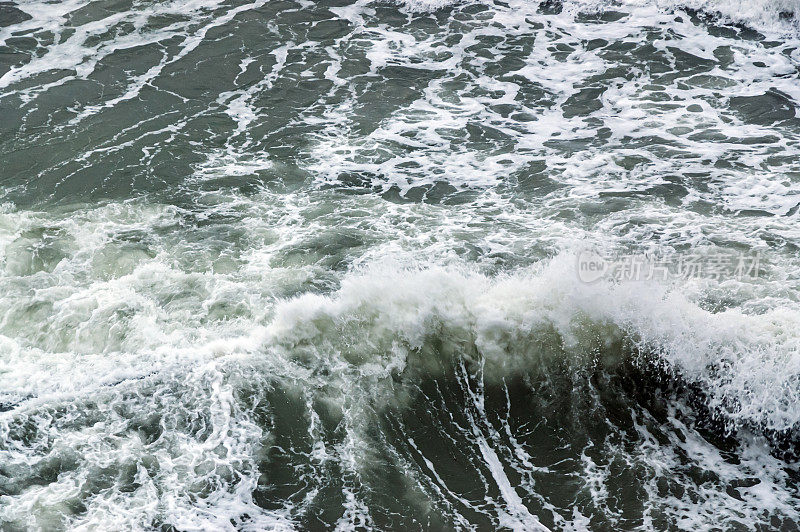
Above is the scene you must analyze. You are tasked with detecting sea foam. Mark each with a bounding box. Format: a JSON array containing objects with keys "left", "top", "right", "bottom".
[{"left": 267, "top": 254, "right": 800, "bottom": 435}]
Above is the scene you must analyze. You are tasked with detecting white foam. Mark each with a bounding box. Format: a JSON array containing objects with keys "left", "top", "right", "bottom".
[
  {"left": 661, "top": 0, "right": 800, "bottom": 34},
  {"left": 389, "top": 0, "right": 800, "bottom": 34},
  {"left": 266, "top": 254, "right": 800, "bottom": 432},
  {"left": 0, "top": 0, "right": 799, "bottom": 525}
]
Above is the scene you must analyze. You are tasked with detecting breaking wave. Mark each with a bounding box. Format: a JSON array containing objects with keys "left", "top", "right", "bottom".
[{"left": 1, "top": 0, "right": 799, "bottom": 528}]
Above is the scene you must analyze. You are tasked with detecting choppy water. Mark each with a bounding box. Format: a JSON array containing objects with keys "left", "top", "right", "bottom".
[{"left": 1, "top": 0, "right": 800, "bottom": 529}]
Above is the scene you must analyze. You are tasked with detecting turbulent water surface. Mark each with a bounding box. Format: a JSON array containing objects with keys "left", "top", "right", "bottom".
[{"left": 1, "top": 0, "right": 800, "bottom": 529}]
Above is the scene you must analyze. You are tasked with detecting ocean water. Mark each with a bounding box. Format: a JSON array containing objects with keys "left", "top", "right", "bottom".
[{"left": 1, "top": 0, "right": 799, "bottom": 529}]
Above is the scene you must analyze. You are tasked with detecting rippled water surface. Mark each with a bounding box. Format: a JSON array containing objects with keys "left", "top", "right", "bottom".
[{"left": 1, "top": 0, "right": 800, "bottom": 529}]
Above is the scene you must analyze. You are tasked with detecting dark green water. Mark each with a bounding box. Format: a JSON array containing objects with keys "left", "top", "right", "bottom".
[{"left": 1, "top": 0, "right": 800, "bottom": 529}]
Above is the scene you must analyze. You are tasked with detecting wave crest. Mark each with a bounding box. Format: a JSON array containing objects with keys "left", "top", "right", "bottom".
[{"left": 266, "top": 254, "right": 800, "bottom": 435}]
